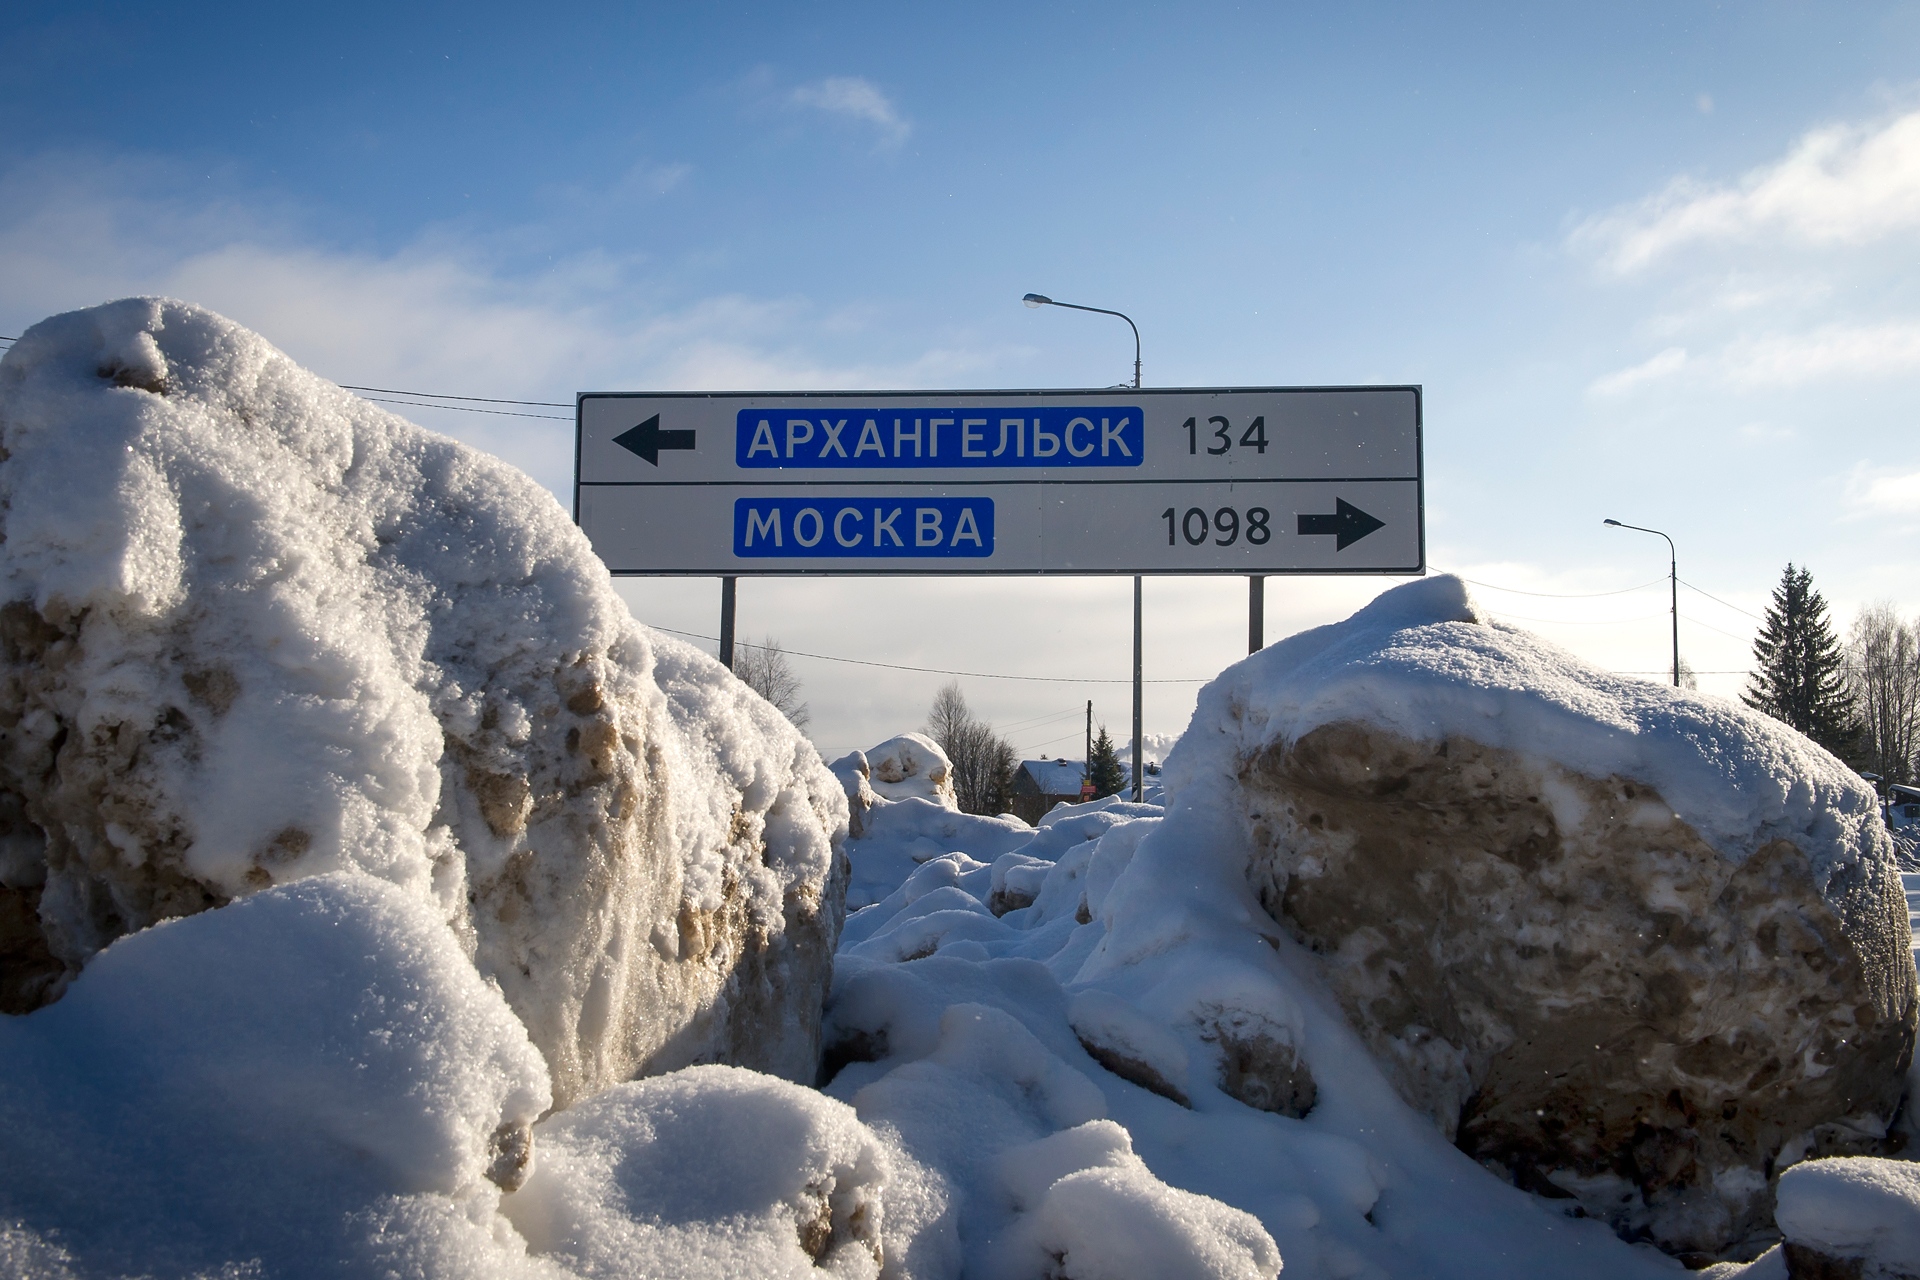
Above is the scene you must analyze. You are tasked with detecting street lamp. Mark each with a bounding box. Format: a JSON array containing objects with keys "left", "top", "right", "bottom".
[
  {"left": 1026, "top": 291, "right": 1146, "bottom": 799},
  {"left": 1603, "top": 518, "right": 1680, "bottom": 688},
  {"left": 1022, "top": 293, "right": 1142, "bottom": 389}
]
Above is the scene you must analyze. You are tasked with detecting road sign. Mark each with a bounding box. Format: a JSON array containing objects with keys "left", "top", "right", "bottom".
[{"left": 574, "top": 387, "right": 1422, "bottom": 575}]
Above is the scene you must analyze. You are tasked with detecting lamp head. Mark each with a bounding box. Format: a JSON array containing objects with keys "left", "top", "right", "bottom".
[
  {"left": 1603, "top": 518, "right": 1622, "bottom": 527},
  {"left": 1023, "top": 293, "right": 1051, "bottom": 308}
]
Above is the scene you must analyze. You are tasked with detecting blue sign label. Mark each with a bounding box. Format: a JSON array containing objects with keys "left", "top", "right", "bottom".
[
  {"left": 733, "top": 497, "right": 994, "bottom": 558},
  {"left": 734, "top": 408, "right": 1143, "bottom": 469}
]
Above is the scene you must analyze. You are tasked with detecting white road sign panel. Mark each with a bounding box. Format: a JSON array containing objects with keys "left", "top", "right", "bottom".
[{"left": 574, "top": 387, "right": 1422, "bottom": 575}]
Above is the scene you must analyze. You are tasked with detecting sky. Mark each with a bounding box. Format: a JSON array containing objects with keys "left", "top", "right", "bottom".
[{"left": 5, "top": 0, "right": 1920, "bottom": 763}]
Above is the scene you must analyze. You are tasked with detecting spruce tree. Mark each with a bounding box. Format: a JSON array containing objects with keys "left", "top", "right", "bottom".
[
  {"left": 1088, "top": 726, "right": 1127, "bottom": 799},
  {"left": 1743, "top": 564, "right": 1862, "bottom": 760}
]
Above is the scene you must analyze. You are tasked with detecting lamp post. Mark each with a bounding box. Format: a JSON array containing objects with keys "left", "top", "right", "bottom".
[
  {"left": 1022, "top": 294, "right": 1141, "bottom": 389},
  {"left": 1603, "top": 519, "right": 1680, "bottom": 688},
  {"left": 1025, "top": 291, "right": 1144, "bottom": 798}
]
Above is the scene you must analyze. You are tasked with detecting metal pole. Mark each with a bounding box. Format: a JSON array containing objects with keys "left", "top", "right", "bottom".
[
  {"left": 1249, "top": 576, "right": 1264, "bottom": 653},
  {"left": 1084, "top": 700, "right": 1092, "bottom": 794},
  {"left": 1602, "top": 520, "right": 1679, "bottom": 688},
  {"left": 1670, "top": 555, "right": 1680, "bottom": 688},
  {"left": 1023, "top": 295, "right": 1140, "bottom": 389},
  {"left": 1132, "top": 575, "right": 1143, "bottom": 801},
  {"left": 719, "top": 576, "right": 737, "bottom": 670}
]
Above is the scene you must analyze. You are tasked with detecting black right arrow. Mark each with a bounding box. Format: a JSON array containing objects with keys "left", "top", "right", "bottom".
[
  {"left": 1297, "top": 498, "right": 1386, "bottom": 550},
  {"left": 612, "top": 414, "right": 697, "bottom": 466}
]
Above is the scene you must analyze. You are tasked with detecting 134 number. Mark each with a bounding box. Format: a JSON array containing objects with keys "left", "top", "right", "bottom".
[
  {"left": 1161, "top": 506, "right": 1271, "bottom": 546},
  {"left": 1182, "top": 415, "right": 1268, "bottom": 455}
]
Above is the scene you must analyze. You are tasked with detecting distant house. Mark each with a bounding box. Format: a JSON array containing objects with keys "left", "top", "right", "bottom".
[
  {"left": 1891, "top": 784, "right": 1920, "bottom": 833},
  {"left": 1010, "top": 758, "right": 1089, "bottom": 826}
]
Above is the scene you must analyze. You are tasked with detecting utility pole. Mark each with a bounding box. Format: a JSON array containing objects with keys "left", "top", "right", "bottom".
[{"left": 1083, "top": 700, "right": 1092, "bottom": 795}]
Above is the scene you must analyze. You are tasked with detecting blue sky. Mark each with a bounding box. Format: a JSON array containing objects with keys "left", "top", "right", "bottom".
[{"left": 6, "top": 1, "right": 1920, "bottom": 760}]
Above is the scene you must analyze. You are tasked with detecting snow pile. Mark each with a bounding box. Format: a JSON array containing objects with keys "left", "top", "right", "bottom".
[
  {"left": 0, "top": 873, "right": 555, "bottom": 1277},
  {"left": 1774, "top": 1156, "right": 1920, "bottom": 1277},
  {"left": 1202, "top": 575, "right": 1913, "bottom": 1257},
  {"left": 825, "top": 794, "right": 1662, "bottom": 1277},
  {"left": 0, "top": 298, "right": 847, "bottom": 1102},
  {"left": 502, "top": 1065, "right": 892, "bottom": 1279},
  {"left": 819, "top": 575, "right": 1918, "bottom": 1274}
]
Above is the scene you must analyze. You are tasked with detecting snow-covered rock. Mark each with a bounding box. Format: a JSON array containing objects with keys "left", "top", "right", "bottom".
[
  {"left": 1213, "top": 575, "right": 1916, "bottom": 1259},
  {"left": 0, "top": 298, "right": 848, "bottom": 1105},
  {"left": 1775, "top": 1156, "right": 1920, "bottom": 1279}
]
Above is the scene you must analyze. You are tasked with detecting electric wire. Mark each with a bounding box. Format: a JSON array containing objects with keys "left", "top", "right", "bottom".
[
  {"left": 1678, "top": 612, "right": 1755, "bottom": 643},
  {"left": 337, "top": 384, "right": 569, "bottom": 408},
  {"left": 644, "top": 624, "right": 1212, "bottom": 683},
  {"left": 1483, "top": 609, "right": 1672, "bottom": 626},
  {"left": 1435, "top": 569, "right": 1665, "bottom": 599},
  {"left": 1679, "top": 578, "right": 1765, "bottom": 622},
  {"left": 358, "top": 396, "right": 570, "bottom": 421}
]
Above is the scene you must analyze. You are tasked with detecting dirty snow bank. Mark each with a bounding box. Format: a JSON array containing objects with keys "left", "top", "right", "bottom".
[
  {"left": 0, "top": 298, "right": 847, "bottom": 1102},
  {"left": 0, "top": 299, "right": 866, "bottom": 1278}
]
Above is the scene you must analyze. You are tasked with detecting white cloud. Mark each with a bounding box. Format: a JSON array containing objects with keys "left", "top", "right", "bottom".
[
  {"left": 1573, "top": 108, "right": 1920, "bottom": 272},
  {"left": 0, "top": 153, "right": 1011, "bottom": 499},
  {"left": 1720, "top": 322, "right": 1920, "bottom": 388},
  {"left": 1844, "top": 464, "right": 1920, "bottom": 518},
  {"left": 1587, "top": 346, "right": 1687, "bottom": 396},
  {"left": 790, "top": 76, "right": 911, "bottom": 148}
]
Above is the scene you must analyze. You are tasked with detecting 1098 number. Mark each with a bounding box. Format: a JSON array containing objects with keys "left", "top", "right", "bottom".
[{"left": 1161, "top": 506, "right": 1271, "bottom": 546}]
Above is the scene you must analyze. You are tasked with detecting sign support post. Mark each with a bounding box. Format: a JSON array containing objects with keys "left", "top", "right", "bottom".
[
  {"left": 719, "top": 576, "right": 737, "bottom": 670},
  {"left": 1132, "top": 576, "right": 1143, "bottom": 802},
  {"left": 1249, "top": 576, "right": 1265, "bottom": 653}
]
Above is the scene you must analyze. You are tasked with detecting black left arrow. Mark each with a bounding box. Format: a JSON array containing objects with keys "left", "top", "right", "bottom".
[
  {"left": 1296, "top": 498, "right": 1386, "bottom": 550},
  {"left": 612, "top": 415, "right": 696, "bottom": 466}
]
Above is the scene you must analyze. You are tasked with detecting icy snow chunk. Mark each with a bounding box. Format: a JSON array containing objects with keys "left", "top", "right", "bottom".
[
  {"left": 989, "top": 1122, "right": 1282, "bottom": 1280},
  {"left": 502, "top": 1064, "right": 890, "bottom": 1279},
  {"left": 861, "top": 733, "right": 958, "bottom": 807},
  {"left": 0, "top": 298, "right": 848, "bottom": 1104},
  {"left": 1775, "top": 1156, "right": 1920, "bottom": 1276},
  {"left": 0, "top": 872, "right": 553, "bottom": 1276}
]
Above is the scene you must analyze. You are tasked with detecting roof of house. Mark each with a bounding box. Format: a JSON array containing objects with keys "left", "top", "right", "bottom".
[{"left": 1020, "top": 759, "right": 1088, "bottom": 795}]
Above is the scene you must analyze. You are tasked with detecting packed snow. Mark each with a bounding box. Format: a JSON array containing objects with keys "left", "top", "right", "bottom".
[{"left": 4, "top": 299, "right": 1919, "bottom": 1279}]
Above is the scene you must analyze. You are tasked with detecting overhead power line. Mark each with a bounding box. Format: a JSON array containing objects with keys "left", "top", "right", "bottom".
[
  {"left": 1484, "top": 609, "right": 1671, "bottom": 626},
  {"left": 1439, "top": 569, "right": 1665, "bottom": 599},
  {"left": 1678, "top": 578, "right": 1765, "bottom": 622},
  {"left": 359, "top": 395, "right": 570, "bottom": 421},
  {"left": 1678, "top": 612, "right": 1754, "bottom": 643},
  {"left": 337, "top": 384, "right": 569, "bottom": 408},
  {"left": 644, "top": 624, "right": 1213, "bottom": 684}
]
